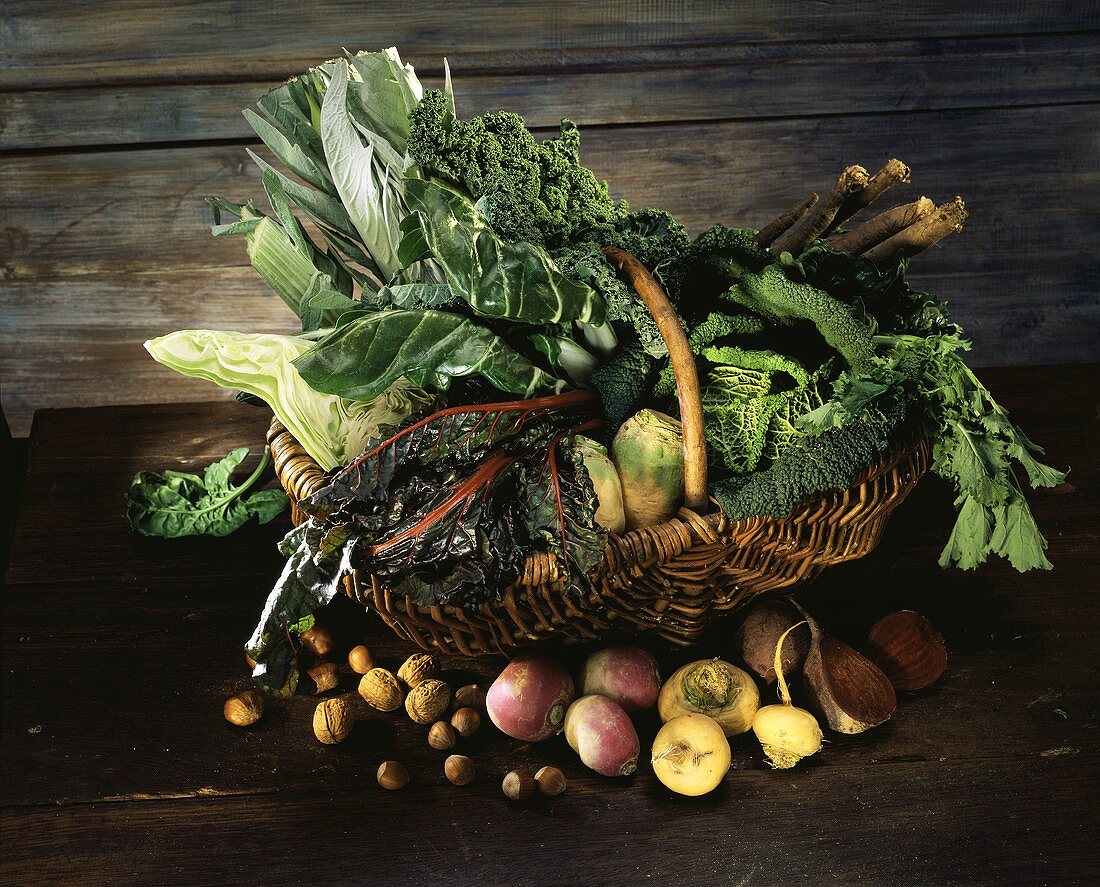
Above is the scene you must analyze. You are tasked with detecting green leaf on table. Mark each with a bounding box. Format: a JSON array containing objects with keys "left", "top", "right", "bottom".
[{"left": 125, "top": 447, "right": 288, "bottom": 538}]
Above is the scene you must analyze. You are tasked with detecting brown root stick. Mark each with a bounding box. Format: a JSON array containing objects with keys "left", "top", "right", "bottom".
[
  {"left": 772, "top": 165, "right": 869, "bottom": 257},
  {"left": 755, "top": 192, "right": 819, "bottom": 246},
  {"left": 831, "top": 197, "right": 935, "bottom": 254},
  {"left": 863, "top": 197, "right": 968, "bottom": 263},
  {"left": 829, "top": 158, "right": 910, "bottom": 232}
]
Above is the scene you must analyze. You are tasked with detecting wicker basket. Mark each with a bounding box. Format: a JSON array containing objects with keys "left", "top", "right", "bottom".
[{"left": 269, "top": 248, "right": 930, "bottom": 656}]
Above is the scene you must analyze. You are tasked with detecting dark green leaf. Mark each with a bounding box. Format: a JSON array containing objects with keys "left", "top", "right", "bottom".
[{"left": 293, "top": 309, "right": 563, "bottom": 401}]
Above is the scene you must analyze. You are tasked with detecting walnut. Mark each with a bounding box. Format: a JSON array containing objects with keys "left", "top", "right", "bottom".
[
  {"left": 397, "top": 653, "right": 440, "bottom": 689},
  {"left": 358, "top": 668, "right": 403, "bottom": 712},
  {"left": 405, "top": 679, "right": 451, "bottom": 725}
]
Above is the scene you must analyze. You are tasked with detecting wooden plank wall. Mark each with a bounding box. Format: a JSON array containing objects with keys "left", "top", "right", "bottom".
[{"left": 1, "top": 1, "right": 1098, "bottom": 436}]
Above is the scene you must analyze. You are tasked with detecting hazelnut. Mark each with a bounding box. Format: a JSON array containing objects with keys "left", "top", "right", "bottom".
[
  {"left": 308, "top": 661, "right": 339, "bottom": 694},
  {"left": 451, "top": 707, "right": 481, "bottom": 738},
  {"left": 502, "top": 770, "right": 537, "bottom": 802},
  {"left": 223, "top": 690, "right": 264, "bottom": 727},
  {"left": 300, "top": 624, "right": 337, "bottom": 658},
  {"left": 377, "top": 760, "right": 409, "bottom": 791},
  {"left": 453, "top": 684, "right": 486, "bottom": 713},
  {"left": 312, "top": 697, "right": 352, "bottom": 744},
  {"left": 535, "top": 765, "right": 567, "bottom": 797},
  {"left": 348, "top": 645, "right": 375, "bottom": 675},
  {"left": 405, "top": 679, "right": 451, "bottom": 725},
  {"left": 444, "top": 754, "right": 475, "bottom": 786},
  {"left": 359, "top": 668, "right": 403, "bottom": 712},
  {"left": 428, "top": 721, "right": 457, "bottom": 751},
  {"left": 397, "top": 653, "right": 439, "bottom": 689},
  {"left": 244, "top": 651, "right": 257, "bottom": 671}
]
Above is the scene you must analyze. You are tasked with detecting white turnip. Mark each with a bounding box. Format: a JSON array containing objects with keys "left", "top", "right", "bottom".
[{"left": 752, "top": 622, "right": 823, "bottom": 769}]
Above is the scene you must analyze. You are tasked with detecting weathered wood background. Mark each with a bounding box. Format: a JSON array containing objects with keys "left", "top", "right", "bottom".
[{"left": 1, "top": 2, "right": 1098, "bottom": 435}]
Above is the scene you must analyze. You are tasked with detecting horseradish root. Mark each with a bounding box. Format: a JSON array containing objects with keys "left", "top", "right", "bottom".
[
  {"left": 830, "top": 197, "right": 935, "bottom": 255},
  {"left": 772, "top": 165, "right": 869, "bottom": 256},
  {"left": 755, "top": 192, "right": 819, "bottom": 246},
  {"left": 752, "top": 622, "right": 823, "bottom": 769},
  {"left": 863, "top": 196, "right": 967, "bottom": 262}
]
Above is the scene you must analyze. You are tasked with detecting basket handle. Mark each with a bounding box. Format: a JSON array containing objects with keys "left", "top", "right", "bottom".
[{"left": 601, "top": 247, "right": 708, "bottom": 511}]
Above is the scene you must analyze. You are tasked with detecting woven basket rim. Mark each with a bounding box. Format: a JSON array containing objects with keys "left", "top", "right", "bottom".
[{"left": 267, "top": 416, "right": 926, "bottom": 581}]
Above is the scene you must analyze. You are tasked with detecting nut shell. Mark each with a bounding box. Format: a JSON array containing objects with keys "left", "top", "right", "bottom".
[
  {"left": 502, "top": 770, "right": 537, "bottom": 801},
  {"left": 397, "top": 653, "right": 439, "bottom": 689},
  {"left": 348, "top": 645, "right": 375, "bottom": 674},
  {"left": 444, "top": 754, "right": 476, "bottom": 786},
  {"left": 406, "top": 679, "right": 451, "bottom": 725},
  {"left": 308, "top": 661, "right": 339, "bottom": 694},
  {"left": 866, "top": 610, "right": 948, "bottom": 692},
  {"left": 377, "top": 760, "right": 409, "bottom": 790},
  {"left": 300, "top": 624, "right": 337, "bottom": 658},
  {"left": 359, "top": 668, "right": 403, "bottom": 712},
  {"left": 453, "top": 684, "right": 486, "bottom": 713},
  {"left": 223, "top": 690, "right": 264, "bottom": 727},
  {"left": 313, "top": 697, "right": 352, "bottom": 744},
  {"left": 534, "top": 765, "right": 567, "bottom": 797},
  {"left": 451, "top": 707, "right": 481, "bottom": 737},
  {"left": 428, "top": 721, "right": 457, "bottom": 750}
]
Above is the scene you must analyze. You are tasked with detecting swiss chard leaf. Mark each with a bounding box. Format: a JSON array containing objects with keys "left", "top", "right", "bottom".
[
  {"left": 126, "top": 447, "right": 287, "bottom": 538},
  {"left": 246, "top": 394, "right": 604, "bottom": 692},
  {"left": 403, "top": 178, "right": 607, "bottom": 326},
  {"left": 293, "top": 309, "right": 564, "bottom": 401}
]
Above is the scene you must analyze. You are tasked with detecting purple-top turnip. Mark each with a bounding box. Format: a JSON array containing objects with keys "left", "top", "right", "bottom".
[
  {"left": 486, "top": 654, "right": 575, "bottom": 742},
  {"left": 563, "top": 695, "right": 640, "bottom": 777},
  {"left": 580, "top": 646, "right": 661, "bottom": 715}
]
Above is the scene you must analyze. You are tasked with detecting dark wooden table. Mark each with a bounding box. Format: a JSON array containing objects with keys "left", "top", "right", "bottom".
[{"left": 2, "top": 365, "right": 1097, "bottom": 886}]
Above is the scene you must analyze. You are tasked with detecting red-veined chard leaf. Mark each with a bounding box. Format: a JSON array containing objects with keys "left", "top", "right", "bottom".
[{"left": 246, "top": 394, "right": 604, "bottom": 694}]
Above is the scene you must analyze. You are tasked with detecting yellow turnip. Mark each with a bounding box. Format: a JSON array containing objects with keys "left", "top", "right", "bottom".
[
  {"left": 658, "top": 658, "right": 760, "bottom": 736},
  {"left": 752, "top": 622, "right": 823, "bottom": 769},
  {"left": 651, "top": 713, "right": 730, "bottom": 796}
]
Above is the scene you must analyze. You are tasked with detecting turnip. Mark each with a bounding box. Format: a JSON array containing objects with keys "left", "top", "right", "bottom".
[
  {"left": 486, "top": 654, "right": 574, "bottom": 742},
  {"left": 580, "top": 645, "right": 661, "bottom": 714},
  {"left": 564, "top": 695, "right": 640, "bottom": 777},
  {"left": 651, "top": 713, "right": 730, "bottom": 796},
  {"left": 752, "top": 622, "right": 823, "bottom": 769},
  {"left": 658, "top": 658, "right": 760, "bottom": 736},
  {"left": 612, "top": 409, "right": 684, "bottom": 530},
  {"left": 575, "top": 436, "right": 626, "bottom": 534}
]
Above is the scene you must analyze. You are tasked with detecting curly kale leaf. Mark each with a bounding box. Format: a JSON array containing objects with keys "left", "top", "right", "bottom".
[
  {"left": 664, "top": 225, "right": 772, "bottom": 312},
  {"left": 588, "top": 344, "right": 660, "bottom": 435},
  {"left": 408, "top": 90, "right": 623, "bottom": 247}
]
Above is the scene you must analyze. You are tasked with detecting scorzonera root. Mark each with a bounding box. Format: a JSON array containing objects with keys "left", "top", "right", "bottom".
[
  {"left": 486, "top": 654, "right": 574, "bottom": 742},
  {"left": 564, "top": 695, "right": 640, "bottom": 777},
  {"left": 752, "top": 622, "right": 823, "bottom": 769},
  {"left": 795, "top": 603, "right": 896, "bottom": 734},
  {"left": 581, "top": 646, "right": 661, "bottom": 714},
  {"left": 651, "top": 713, "right": 730, "bottom": 796},
  {"left": 658, "top": 659, "right": 760, "bottom": 736}
]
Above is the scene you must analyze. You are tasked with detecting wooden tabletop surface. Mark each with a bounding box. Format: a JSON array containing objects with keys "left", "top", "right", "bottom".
[{"left": 2, "top": 364, "right": 1097, "bottom": 886}]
